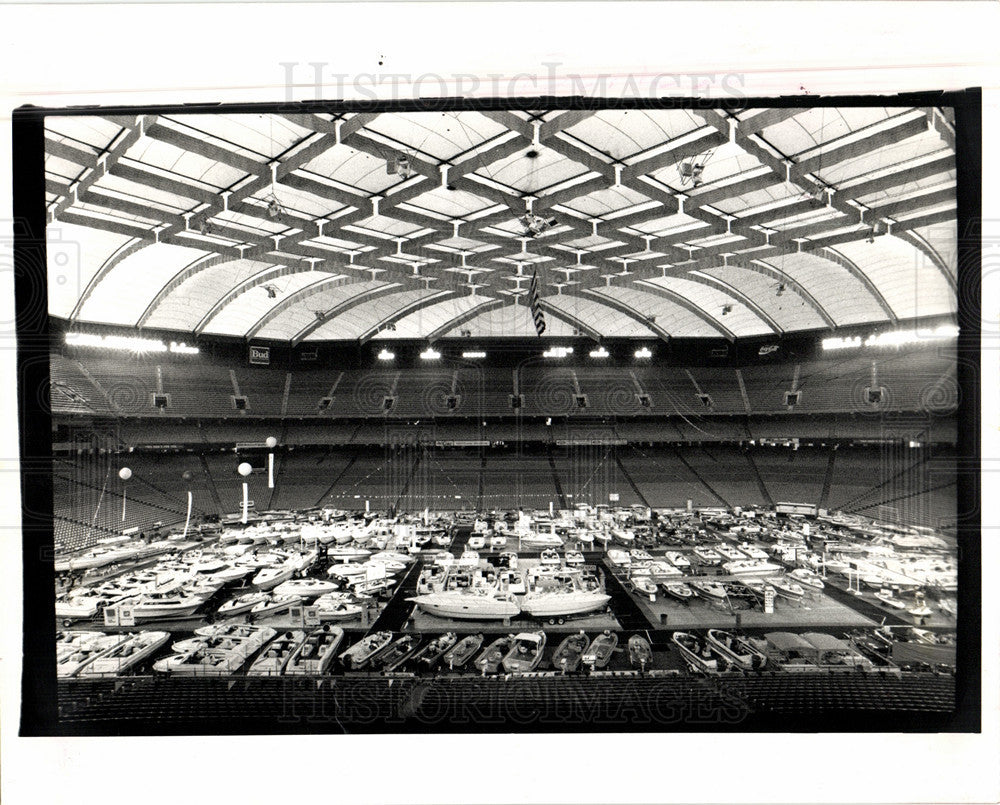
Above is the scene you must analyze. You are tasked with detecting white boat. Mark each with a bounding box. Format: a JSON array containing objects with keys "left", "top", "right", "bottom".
[
  {"left": 632, "top": 561, "right": 681, "bottom": 580},
  {"left": 153, "top": 647, "right": 250, "bottom": 676},
  {"left": 489, "top": 534, "right": 507, "bottom": 549},
  {"left": 273, "top": 578, "right": 339, "bottom": 599},
  {"left": 442, "top": 633, "right": 484, "bottom": 668},
  {"left": 722, "top": 560, "right": 783, "bottom": 578},
  {"left": 130, "top": 590, "right": 207, "bottom": 621},
  {"left": 407, "top": 589, "right": 521, "bottom": 620},
  {"left": 76, "top": 631, "right": 171, "bottom": 677},
  {"left": 217, "top": 591, "right": 269, "bottom": 617},
  {"left": 56, "top": 593, "right": 108, "bottom": 620},
  {"left": 339, "top": 631, "right": 394, "bottom": 669},
  {"left": 661, "top": 582, "right": 695, "bottom": 603},
  {"left": 664, "top": 551, "right": 691, "bottom": 570},
  {"left": 56, "top": 630, "right": 110, "bottom": 660},
  {"left": 575, "top": 531, "right": 596, "bottom": 548},
  {"left": 247, "top": 630, "right": 306, "bottom": 676},
  {"left": 631, "top": 576, "right": 658, "bottom": 597},
  {"left": 252, "top": 563, "right": 297, "bottom": 591},
  {"left": 328, "top": 547, "right": 371, "bottom": 561},
  {"left": 716, "top": 545, "right": 746, "bottom": 562},
  {"left": 458, "top": 550, "right": 480, "bottom": 567},
  {"left": 326, "top": 562, "right": 368, "bottom": 580},
  {"left": 565, "top": 551, "right": 585, "bottom": 566},
  {"left": 467, "top": 536, "right": 486, "bottom": 550},
  {"left": 705, "top": 629, "right": 767, "bottom": 671},
  {"left": 173, "top": 625, "right": 277, "bottom": 657},
  {"left": 874, "top": 591, "right": 908, "bottom": 610},
  {"left": 410, "top": 632, "right": 458, "bottom": 669},
  {"left": 766, "top": 577, "right": 806, "bottom": 601},
  {"left": 502, "top": 631, "right": 547, "bottom": 673},
  {"left": 518, "top": 531, "right": 564, "bottom": 550},
  {"left": 539, "top": 548, "right": 561, "bottom": 566},
  {"left": 737, "top": 543, "right": 769, "bottom": 561},
  {"left": 690, "top": 580, "right": 728, "bottom": 602},
  {"left": 314, "top": 594, "right": 363, "bottom": 622},
  {"left": 692, "top": 546, "right": 721, "bottom": 565},
  {"left": 521, "top": 570, "right": 610, "bottom": 620},
  {"left": 629, "top": 549, "right": 654, "bottom": 563},
  {"left": 57, "top": 634, "right": 130, "bottom": 677},
  {"left": 249, "top": 593, "right": 303, "bottom": 618},
  {"left": 284, "top": 626, "right": 345, "bottom": 675},
  {"left": 606, "top": 549, "right": 631, "bottom": 567},
  {"left": 581, "top": 630, "right": 618, "bottom": 668},
  {"left": 788, "top": 568, "right": 825, "bottom": 593},
  {"left": 672, "top": 632, "right": 719, "bottom": 674}
]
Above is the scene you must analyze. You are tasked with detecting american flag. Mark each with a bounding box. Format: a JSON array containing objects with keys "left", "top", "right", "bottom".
[{"left": 529, "top": 269, "right": 546, "bottom": 335}]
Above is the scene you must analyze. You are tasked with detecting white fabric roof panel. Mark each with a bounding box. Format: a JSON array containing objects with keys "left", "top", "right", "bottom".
[
  {"left": 47, "top": 117, "right": 124, "bottom": 151},
  {"left": 830, "top": 239, "right": 956, "bottom": 320},
  {"left": 167, "top": 114, "right": 313, "bottom": 160},
  {"left": 813, "top": 130, "right": 950, "bottom": 186},
  {"left": 299, "top": 146, "right": 399, "bottom": 194},
  {"left": 124, "top": 135, "right": 246, "bottom": 190},
  {"left": 910, "top": 220, "right": 957, "bottom": 278},
  {"left": 761, "top": 107, "right": 894, "bottom": 155},
  {"left": 763, "top": 252, "right": 890, "bottom": 326},
  {"left": 363, "top": 111, "right": 509, "bottom": 162},
  {"left": 256, "top": 279, "right": 394, "bottom": 341},
  {"left": 441, "top": 302, "right": 577, "bottom": 338},
  {"left": 76, "top": 241, "right": 209, "bottom": 326},
  {"left": 201, "top": 270, "right": 335, "bottom": 336},
  {"left": 542, "top": 294, "right": 657, "bottom": 338},
  {"left": 640, "top": 276, "right": 774, "bottom": 336},
  {"left": 304, "top": 287, "right": 441, "bottom": 341},
  {"left": 698, "top": 266, "right": 828, "bottom": 332},
  {"left": 562, "top": 110, "right": 704, "bottom": 161},
  {"left": 371, "top": 294, "right": 493, "bottom": 340},
  {"left": 143, "top": 259, "right": 285, "bottom": 332},
  {"left": 47, "top": 223, "right": 137, "bottom": 318},
  {"left": 587, "top": 286, "right": 722, "bottom": 337}
]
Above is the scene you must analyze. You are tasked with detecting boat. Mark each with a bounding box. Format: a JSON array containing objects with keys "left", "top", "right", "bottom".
[
  {"left": 629, "top": 549, "right": 654, "bottom": 563},
  {"left": 246, "top": 630, "right": 306, "bottom": 676},
  {"left": 611, "top": 528, "right": 635, "bottom": 545},
  {"left": 737, "top": 543, "right": 769, "bottom": 561},
  {"left": 582, "top": 630, "right": 618, "bottom": 669},
  {"left": 660, "top": 582, "right": 695, "bottom": 603},
  {"left": 76, "top": 631, "right": 171, "bottom": 677},
  {"left": 458, "top": 550, "right": 480, "bottom": 566},
  {"left": 502, "top": 631, "right": 547, "bottom": 673},
  {"left": 328, "top": 547, "right": 371, "bottom": 562},
  {"left": 130, "top": 589, "right": 207, "bottom": 621},
  {"left": 326, "top": 563, "right": 368, "bottom": 580},
  {"left": 57, "top": 634, "right": 130, "bottom": 678},
  {"left": 339, "top": 631, "right": 394, "bottom": 670},
  {"left": 251, "top": 562, "right": 298, "bottom": 591},
  {"left": 474, "top": 635, "right": 515, "bottom": 674},
  {"left": 520, "top": 569, "right": 611, "bottom": 620},
  {"left": 371, "top": 635, "right": 422, "bottom": 672},
  {"left": 410, "top": 632, "right": 458, "bottom": 669},
  {"left": 671, "top": 632, "right": 719, "bottom": 674},
  {"left": 489, "top": 534, "right": 507, "bottom": 550},
  {"left": 564, "top": 551, "right": 585, "bottom": 566},
  {"left": 314, "top": 594, "right": 363, "bottom": 622},
  {"left": 705, "top": 629, "right": 768, "bottom": 670},
  {"left": 539, "top": 548, "right": 561, "bottom": 566},
  {"left": 664, "top": 551, "right": 691, "bottom": 570},
  {"left": 690, "top": 580, "right": 728, "bottom": 603},
  {"left": 467, "top": 536, "right": 486, "bottom": 550},
  {"left": 152, "top": 647, "right": 250, "bottom": 676},
  {"left": 283, "top": 626, "right": 345, "bottom": 675},
  {"left": 518, "top": 531, "right": 564, "bottom": 550},
  {"left": 56, "top": 630, "right": 110, "bottom": 660},
  {"left": 692, "top": 546, "right": 722, "bottom": 566},
  {"left": 551, "top": 631, "right": 590, "bottom": 673},
  {"left": 788, "top": 568, "right": 825, "bottom": 593},
  {"left": 766, "top": 576, "right": 806, "bottom": 601},
  {"left": 173, "top": 624, "right": 277, "bottom": 657},
  {"left": 442, "top": 634, "right": 484, "bottom": 669},
  {"left": 628, "top": 635, "right": 653, "bottom": 671},
  {"left": 716, "top": 545, "right": 747, "bottom": 562},
  {"left": 874, "top": 591, "right": 908, "bottom": 610},
  {"left": 407, "top": 583, "right": 521, "bottom": 620},
  {"left": 249, "top": 593, "right": 302, "bottom": 618},
  {"left": 722, "top": 560, "right": 783, "bottom": 577},
  {"left": 217, "top": 591, "right": 269, "bottom": 617},
  {"left": 631, "top": 576, "right": 658, "bottom": 597},
  {"left": 273, "top": 578, "right": 339, "bottom": 599},
  {"left": 605, "top": 549, "right": 630, "bottom": 567}
]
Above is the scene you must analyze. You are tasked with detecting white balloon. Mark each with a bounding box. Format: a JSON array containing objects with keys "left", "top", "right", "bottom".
[
  {"left": 237, "top": 462, "right": 253, "bottom": 477},
  {"left": 118, "top": 467, "right": 132, "bottom": 481},
  {"left": 265, "top": 436, "right": 278, "bottom": 449}
]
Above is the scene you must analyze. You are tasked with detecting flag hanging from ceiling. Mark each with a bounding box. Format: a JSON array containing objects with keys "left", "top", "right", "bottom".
[{"left": 529, "top": 269, "right": 546, "bottom": 336}]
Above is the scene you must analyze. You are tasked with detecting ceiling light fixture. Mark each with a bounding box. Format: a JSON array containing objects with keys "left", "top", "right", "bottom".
[{"left": 634, "top": 347, "right": 653, "bottom": 359}]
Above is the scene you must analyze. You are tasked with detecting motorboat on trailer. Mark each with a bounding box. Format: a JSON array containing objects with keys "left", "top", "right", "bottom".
[
  {"left": 410, "top": 632, "right": 458, "bottom": 669},
  {"left": 671, "top": 632, "right": 720, "bottom": 674},
  {"left": 442, "top": 633, "right": 484, "bottom": 669},
  {"left": 372, "top": 635, "right": 423, "bottom": 672},
  {"left": 283, "top": 626, "right": 345, "bottom": 675},
  {"left": 408, "top": 588, "right": 521, "bottom": 621},
  {"left": 273, "top": 578, "right": 339, "bottom": 599},
  {"left": 628, "top": 635, "right": 653, "bottom": 671},
  {"left": 339, "top": 631, "right": 394, "bottom": 670},
  {"left": 581, "top": 630, "right": 618, "bottom": 669},
  {"left": 217, "top": 591, "right": 269, "bottom": 617},
  {"left": 520, "top": 569, "right": 611, "bottom": 620},
  {"left": 326, "top": 562, "right": 368, "bottom": 581},
  {"left": 518, "top": 530, "right": 564, "bottom": 550},
  {"left": 249, "top": 593, "right": 303, "bottom": 618},
  {"left": 632, "top": 561, "right": 681, "bottom": 580},
  {"left": 705, "top": 629, "right": 768, "bottom": 670},
  {"left": 475, "top": 635, "right": 516, "bottom": 674},
  {"left": 247, "top": 631, "right": 306, "bottom": 676},
  {"left": 690, "top": 580, "right": 729, "bottom": 603},
  {"left": 76, "top": 631, "right": 171, "bottom": 677},
  {"left": 551, "top": 631, "right": 590, "bottom": 673},
  {"left": 660, "top": 582, "right": 695, "bottom": 603},
  {"left": 502, "top": 631, "right": 546, "bottom": 674}
]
